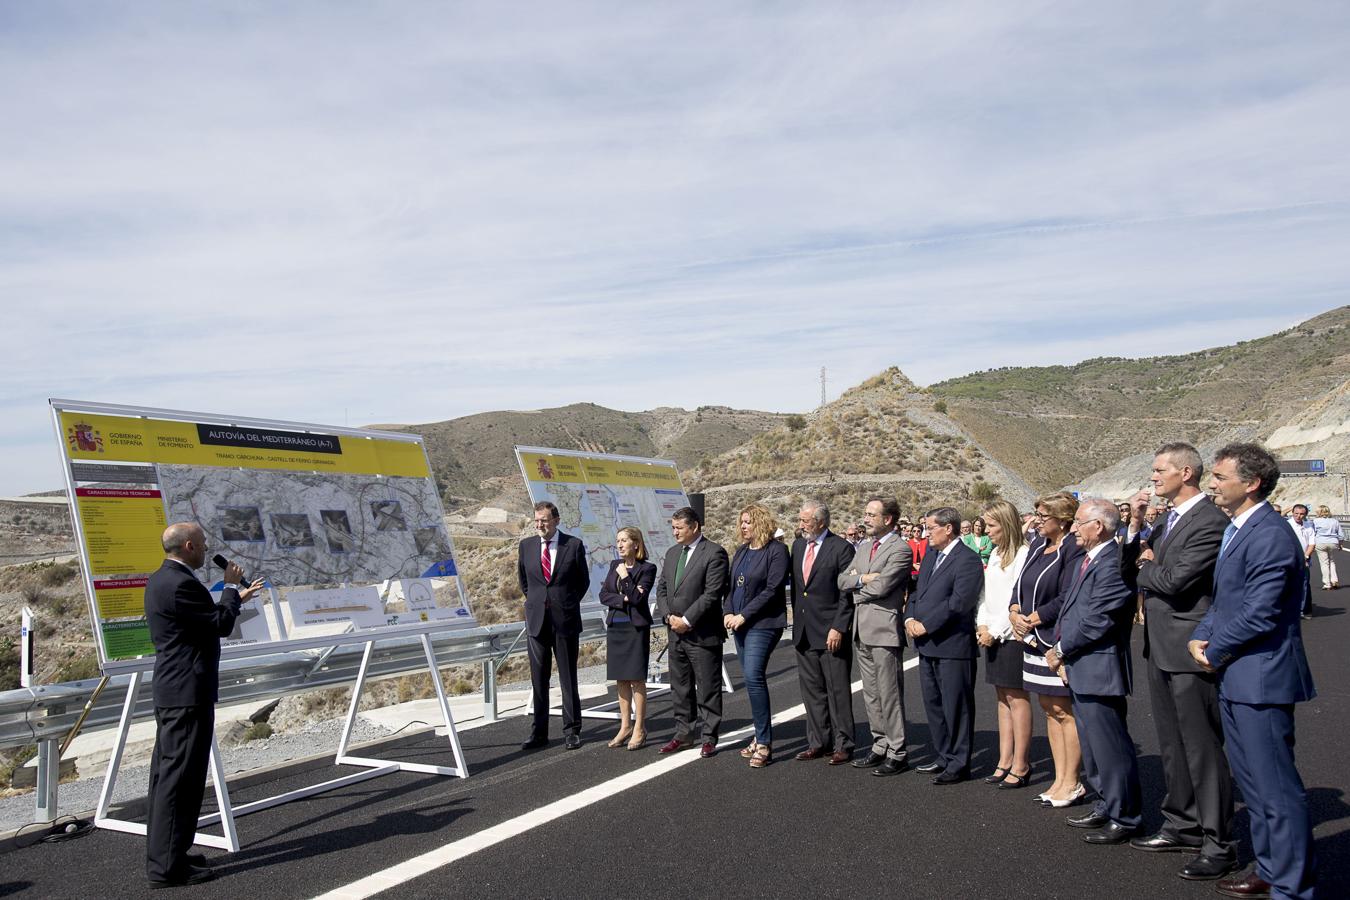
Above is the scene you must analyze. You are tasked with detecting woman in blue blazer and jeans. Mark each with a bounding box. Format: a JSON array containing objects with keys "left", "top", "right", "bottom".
[{"left": 726, "top": 503, "right": 790, "bottom": 768}]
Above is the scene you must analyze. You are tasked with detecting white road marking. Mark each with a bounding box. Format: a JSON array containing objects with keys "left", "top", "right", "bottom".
[{"left": 316, "top": 659, "right": 918, "bottom": 899}]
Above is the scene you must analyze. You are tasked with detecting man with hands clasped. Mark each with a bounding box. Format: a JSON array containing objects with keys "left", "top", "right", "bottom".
[
  {"left": 905, "top": 506, "right": 983, "bottom": 784},
  {"left": 1045, "top": 500, "right": 1142, "bottom": 846},
  {"left": 1188, "top": 444, "right": 1317, "bottom": 900},
  {"left": 791, "top": 500, "right": 860, "bottom": 765}
]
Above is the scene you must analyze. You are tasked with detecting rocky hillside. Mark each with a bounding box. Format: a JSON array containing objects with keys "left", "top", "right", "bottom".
[
  {"left": 933, "top": 306, "right": 1350, "bottom": 494},
  {"left": 686, "top": 368, "right": 1038, "bottom": 545},
  {"left": 381, "top": 403, "right": 789, "bottom": 511}
]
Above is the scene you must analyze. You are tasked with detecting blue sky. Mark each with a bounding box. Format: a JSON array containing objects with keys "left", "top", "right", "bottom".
[{"left": 3, "top": 2, "right": 1348, "bottom": 496}]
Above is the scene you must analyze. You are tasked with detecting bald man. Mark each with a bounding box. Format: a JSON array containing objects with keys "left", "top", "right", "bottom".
[{"left": 144, "top": 522, "right": 262, "bottom": 888}]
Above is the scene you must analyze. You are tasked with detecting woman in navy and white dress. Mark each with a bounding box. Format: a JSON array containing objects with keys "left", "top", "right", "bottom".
[{"left": 1009, "top": 491, "right": 1086, "bottom": 807}]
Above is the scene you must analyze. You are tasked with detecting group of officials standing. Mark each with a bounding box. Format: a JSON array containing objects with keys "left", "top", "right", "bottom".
[{"left": 140, "top": 442, "right": 1321, "bottom": 898}]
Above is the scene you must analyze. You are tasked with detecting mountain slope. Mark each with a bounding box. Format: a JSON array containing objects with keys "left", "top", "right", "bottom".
[{"left": 932, "top": 306, "right": 1350, "bottom": 492}]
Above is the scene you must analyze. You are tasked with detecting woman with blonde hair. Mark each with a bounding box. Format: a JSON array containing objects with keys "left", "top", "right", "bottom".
[
  {"left": 1009, "top": 491, "right": 1086, "bottom": 806},
  {"left": 976, "top": 500, "right": 1032, "bottom": 788},
  {"left": 726, "top": 503, "right": 790, "bottom": 767},
  {"left": 597, "top": 526, "right": 657, "bottom": 749},
  {"left": 1311, "top": 505, "right": 1343, "bottom": 590}
]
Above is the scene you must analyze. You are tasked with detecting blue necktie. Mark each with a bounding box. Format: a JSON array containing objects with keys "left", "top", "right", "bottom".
[
  {"left": 1218, "top": 523, "right": 1237, "bottom": 558},
  {"left": 1159, "top": 509, "right": 1180, "bottom": 544}
]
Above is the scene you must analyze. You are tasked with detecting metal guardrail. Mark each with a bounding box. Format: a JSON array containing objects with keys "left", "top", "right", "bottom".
[{"left": 0, "top": 618, "right": 608, "bottom": 754}]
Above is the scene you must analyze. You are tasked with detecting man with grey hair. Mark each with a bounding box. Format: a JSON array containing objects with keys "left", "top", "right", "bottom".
[
  {"left": 1046, "top": 498, "right": 1142, "bottom": 844},
  {"left": 906, "top": 506, "right": 983, "bottom": 783},
  {"left": 791, "top": 500, "right": 858, "bottom": 763},
  {"left": 1126, "top": 441, "right": 1237, "bottom": 880}
]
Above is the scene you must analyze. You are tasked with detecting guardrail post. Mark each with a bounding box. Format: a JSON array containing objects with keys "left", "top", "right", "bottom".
[
  {"left": 34, "top": 738, "right": 60, "bottom": 823},
  {"left": 482, "top": 659, "right": 498, "bottom": 723}
]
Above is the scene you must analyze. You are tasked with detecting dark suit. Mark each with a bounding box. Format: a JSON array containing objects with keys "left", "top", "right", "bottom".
[
  {"left": 907, "top": 539, "right": 983, "bottom": 776},
  {"left": 1134, "top": 496, "right": 1234, "bottom": 859},
  {"left": 653, "top": 537, "right": 729, "bottom": 742},
  {"left": 517, "top": 531, "right": 591, "bottom": 737},
  {"left": 144, "top": 559, "right": 241, "bottom": 882},
  {"left": 791, "top": 531, "right": 857, "bottom": 753},
  {"left": 1057, "top": 541, "right": 1141, "bottom": 829},
  {"left": 1193, "top": 503, "right": 1317, "bottom": 899}
]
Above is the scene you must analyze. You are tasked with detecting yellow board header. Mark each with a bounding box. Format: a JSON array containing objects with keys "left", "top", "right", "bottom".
[
  {"left": 60, "top": 411, "right": 429, "bottom": 478},
  {"left": 519, "top": 451, "right": 682, "bottom": 489}
]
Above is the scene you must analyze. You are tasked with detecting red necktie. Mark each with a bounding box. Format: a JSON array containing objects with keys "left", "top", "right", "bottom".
[
  {"left": 541, "top": 539, "right": 552, "bottom": 584},
  {"left": 870, "top": 540, "right": 881, "bottom": 561},
  {"left": 1077, "top": 555, "right": 1090, "bottom": 581},
  {"left": 802, "top": 541, "right": 817, "bottom": 583}
]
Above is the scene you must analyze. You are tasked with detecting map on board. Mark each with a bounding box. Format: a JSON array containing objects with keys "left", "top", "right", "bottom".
[
  {"left": 515, "top": 447, "right": 690, "bottom": 615},
  {"left": 159, "top": 464, "right": 457, "bottom": 587}
]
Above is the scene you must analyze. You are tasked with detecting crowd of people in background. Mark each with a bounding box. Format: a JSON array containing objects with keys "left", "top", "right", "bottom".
[{"left": 515, "top": 441, "right": 1339, "bottom": 900}]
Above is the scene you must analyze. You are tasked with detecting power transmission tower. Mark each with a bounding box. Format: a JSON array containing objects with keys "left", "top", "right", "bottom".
[{"left": 819, "top": 367, "right": 827, "bottom": 408}]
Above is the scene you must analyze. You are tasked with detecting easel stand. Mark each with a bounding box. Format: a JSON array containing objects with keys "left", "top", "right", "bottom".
[{"left": 94, "top": 634, "right": 469, "bottom": 853}]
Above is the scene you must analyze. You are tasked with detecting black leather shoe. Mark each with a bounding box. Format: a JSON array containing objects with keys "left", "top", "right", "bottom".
[
  {"left": 1066, "top": 810, "right": 1110, "bottom": 829},
  {"left": 520, "top": 735, "right": 548, "bottom": 750},
  {"left": 1180, "top": 855, "right": 1241, "bottom": 881},
  {"left": 915, "top": 762, "right": 943, "bottom": 774},
  {"left": 1083, "top": 822, "right": 1141, "bottom": 845},
  {"left": 186, "top": 853, "right": 210, "bottom": 867},
  {"left": 932, "top": 770, "right": 969, "bottom": 785},
  {"left": 851, "top": 752, "right": 886, "bottom": 769},
  {"left": 1130, "top": 833, "right": 1202, "bottom": 853},
  {"left": 871, "top": 759, "right": 908, "bottom": 777},
  {"left": 564, "top": 733, "right": 582, "bottom": 750},
  {"left": 149, "top": 866, "right": 216, "bottom": 888}
]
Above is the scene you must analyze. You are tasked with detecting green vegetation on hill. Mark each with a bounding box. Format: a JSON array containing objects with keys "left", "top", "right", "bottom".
[{"left": 932, "top": 306, "right": 1350, "bottom": 490}]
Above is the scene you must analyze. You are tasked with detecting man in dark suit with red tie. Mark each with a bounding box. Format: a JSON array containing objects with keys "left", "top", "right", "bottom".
[
  {"left": 789, "top": 499, "right": 857, "bottom": 765},
  {"left": 518, "top": 501, "right": 591, "bottom": 750},
  {"left": 144, "top": 522, "right": 262, "bottom": 888}
]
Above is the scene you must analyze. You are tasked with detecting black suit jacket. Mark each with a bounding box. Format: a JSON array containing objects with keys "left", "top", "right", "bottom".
[
  {"left": 145, "top": 560, "right": 242, "bottom": 707},
  {"left": 653, "top": 537, "right": 729, "bottom": 647},
  {"left": 597, "top": 559, "right": 656, "bottom": 628},
  {"left": 908, "top": 539, "right": 983, "bottom": 659},
  {"left": 790, "top": 532, "right": 856, "bottom": 651},
  {"left": 1136, "top": 496, "right": 1228, "bottom": 673},
  {"left": 728, "top": 540, "right": 789, "bottom": 630},
  {"left": 518, "top": 531, "right": 591, "bottom": 638}
]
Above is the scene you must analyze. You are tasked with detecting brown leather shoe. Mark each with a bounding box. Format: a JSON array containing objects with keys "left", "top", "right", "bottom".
[
  {"left": 658, "top": 738, "right": 692, "bottom": 754},
  {"left": 795, "top": 747, "right": 826, "bottom": 761},
  {"left": 1215, "top": 871, "right": 1272, "bottom": 898},
  {"left": 700, "top": 742, "right": 717, "bottom": 758},
  {"left": 828, "top": 750, "right": 852, "bottom": 766}
]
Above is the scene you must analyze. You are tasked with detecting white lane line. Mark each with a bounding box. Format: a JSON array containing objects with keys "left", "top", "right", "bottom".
[{"left": 315, "top": 658, "right": 918, "bottom": 900}]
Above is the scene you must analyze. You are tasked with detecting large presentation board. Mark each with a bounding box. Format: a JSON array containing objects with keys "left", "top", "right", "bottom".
[
  {"left": 52, "top": 400, "right": 475, "bottom": 672},
  {"left": 514, "top": 446, "right": 690, "bottom": 617}
]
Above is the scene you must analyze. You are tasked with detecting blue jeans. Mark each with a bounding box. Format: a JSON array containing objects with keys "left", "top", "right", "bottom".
[{"left": 735, "top": 627, "right": 782, "bottom": 745}]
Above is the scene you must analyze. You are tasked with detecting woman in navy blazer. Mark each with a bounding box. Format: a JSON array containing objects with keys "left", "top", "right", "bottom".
[
  {"left": 598, "top": 527, "right": 657, "bottom": 750},
  {"left": 725, "top": 504, "right": 789, "bottom": 767}
]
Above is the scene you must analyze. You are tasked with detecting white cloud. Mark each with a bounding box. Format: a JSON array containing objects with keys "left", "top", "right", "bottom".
[{"left": 2, "top": 1, "right": 1348, "bottom": 494}]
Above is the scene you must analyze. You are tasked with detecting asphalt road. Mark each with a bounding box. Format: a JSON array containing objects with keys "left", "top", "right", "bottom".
[{"left": 2, "top": 549, "right": 1347, "bottom": 899}]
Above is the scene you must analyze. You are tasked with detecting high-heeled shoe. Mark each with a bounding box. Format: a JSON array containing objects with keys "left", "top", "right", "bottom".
[
  {"left": 739, "top": 740, "right": 760, "bottom": 759},
  {"left": 626, "top": 729, "right": 646, "bottom": 751},
  {"left": 998, "top": 767, "right": 1033, "bottom": 790},
  {"left": 607, "top": 730, "right": 632, "bottom": 749},
  {"left": 984, "top": 766, "right": 1010, "bottom": 785},
  {"left": 1044, "top": 783, "right": 1086, "bottom": 808}
]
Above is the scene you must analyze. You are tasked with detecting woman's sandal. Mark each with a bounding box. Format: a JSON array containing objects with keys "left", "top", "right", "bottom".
[
  {"left": 748, "top": 744, "right": 772, "bottom": 768},
  {"left": 739, "top": 740, "right": 759, "bottom": 759}
]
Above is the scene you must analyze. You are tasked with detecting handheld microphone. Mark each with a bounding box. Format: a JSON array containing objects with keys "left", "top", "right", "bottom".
[{"left": 212, "top": 553, "right": 251, "bottom": 586}]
